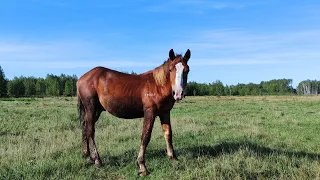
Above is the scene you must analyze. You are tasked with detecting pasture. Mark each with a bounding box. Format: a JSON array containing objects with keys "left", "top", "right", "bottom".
[{"left": 1, "top": 96, "right": 320, "bottom": 179}]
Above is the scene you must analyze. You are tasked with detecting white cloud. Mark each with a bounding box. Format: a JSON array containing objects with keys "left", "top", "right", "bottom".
[
  {"left": 2, "top": 29, "right": 320, "bottom": 71},
  {"left": 0, "top": 40, "right": 159, "bottom": 69},
  {"left": 179, "top": 0, "right": 245, "bottom": 9},
  {"left": 189, "top": 59, "right": 294, "bottom": 66},
  {"left": 175, "top": 29, "right": 320, "bottom": 65},
  {"left": 0, "top": 60, "right": 158, "bottom": 69},
  {"left": 0, "top": 40, "right": 95, "bottom": 60},
  {"left": 147, "top": 0, "right": 246, "bottom": 13}
]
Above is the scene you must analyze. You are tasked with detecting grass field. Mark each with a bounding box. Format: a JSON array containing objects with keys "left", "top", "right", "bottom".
[{"left": 1, "top": 96, "right": 320, "bottom": 179}]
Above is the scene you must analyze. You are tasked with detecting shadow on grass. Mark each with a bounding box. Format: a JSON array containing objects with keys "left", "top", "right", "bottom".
[
  {"left": 99, "top": 140, "right": 320, "bottom": 167},
  {"left": 177, "top": 141, "right": 320, "bottom": 160}
]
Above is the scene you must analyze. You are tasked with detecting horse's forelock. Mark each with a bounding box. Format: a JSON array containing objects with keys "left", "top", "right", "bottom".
[{"left": 153, "top": 54, "right": 184, "bottom": 86}]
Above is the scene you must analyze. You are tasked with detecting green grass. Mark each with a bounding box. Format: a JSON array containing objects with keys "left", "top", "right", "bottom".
[
  {"left": 0, "top": 97, "right": 39, "bottom": 102},
  {"left": 1, "top": 96, "right": 320, "bottom": 179}
]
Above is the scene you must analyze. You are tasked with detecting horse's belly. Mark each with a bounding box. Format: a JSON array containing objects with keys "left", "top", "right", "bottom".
[
  {"left": 108, "top": 106, "right": 144, "bottom": 119},
  {"left": 106, "top": 98, "right": 144, "bottom": 119}
]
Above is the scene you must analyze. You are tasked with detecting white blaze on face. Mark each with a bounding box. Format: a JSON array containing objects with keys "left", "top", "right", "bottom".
[{"left": 174, "top": 62, "right": 184, "bottom": 100}]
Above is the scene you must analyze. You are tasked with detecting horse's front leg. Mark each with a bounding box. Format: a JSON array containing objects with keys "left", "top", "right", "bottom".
[
  {"left": 137, "top": 108, "right": 155, "bottom": 176},
  {"left": 159, "top": 112, "right": 177, "bottom": 161}
]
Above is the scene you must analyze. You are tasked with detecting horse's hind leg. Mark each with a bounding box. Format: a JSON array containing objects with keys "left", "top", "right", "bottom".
[
  {"left": 83, "top": 99, "right": 103, "bottom": 167},
  {"left": 82, "top": 120, "right": 90, "bottom": 158},
  {"left": 79, "top": 99, "right": 90, "bottom": 158}
]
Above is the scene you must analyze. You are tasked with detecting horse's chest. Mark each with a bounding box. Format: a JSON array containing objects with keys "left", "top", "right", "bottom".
[{"left": 156, "top": 99, "right": 175, "bottom": 114}]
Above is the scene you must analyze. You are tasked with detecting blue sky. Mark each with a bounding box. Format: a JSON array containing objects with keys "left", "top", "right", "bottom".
[{"left": 1, "top": 0, "right": 320, "bottom": 87}]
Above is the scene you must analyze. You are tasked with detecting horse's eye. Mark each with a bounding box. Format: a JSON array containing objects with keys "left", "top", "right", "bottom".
[{"left": 169, "top": 69, "right": 172, "bottom": 72}]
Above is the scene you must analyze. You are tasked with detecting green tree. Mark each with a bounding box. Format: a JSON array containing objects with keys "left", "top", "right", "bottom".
[
  {"left": 185, "top": 81, "right": 198, "bottom": 96},
  {"left": 23, "top": 77, "right": 37, "bottom": 97},
  {"left": 237, "top": 84, "right": 247, "bottom": 96},
  {"left": 260, "top": 79, "right": 293, "bottom": 95},
  {"left": 198, "top": 83, "right": 210, "bottom": 96},
  {"left": 7, "top": 77, "right": 25, "bottom": 97},
  {"left": 59, "top": 74, "right": 67, "bottom": 96},
  {"left": 224, "top": 85, "right": 231, "bottom": 96},
  {"left": 209, "top": 80, "right": 225, "bottom": 96},
  {"left": 64, "top": 78, "right": 74, "bottom": 96},
  {"left": 36, "top": 78, "right": 46, "bottom": 96},
  {"left": 72, "top": 75, "right": 78, "bottom": 96},
  {"left": 297, "top": 80, "right": 319, "bottom": 95},
  {"left": 246, "top": 83, "right": 261, "bottom": 95},
  {"left": 0, "top": 66, "right": 8, "bottom": 97},
  {"left": 45, "top": 74, "right": 60, "bottom": 96},
  {"left": 230, "top": 85, "right": 239, "bottom": 96}
]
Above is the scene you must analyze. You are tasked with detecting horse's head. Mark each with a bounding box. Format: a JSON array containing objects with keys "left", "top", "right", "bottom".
[{"left": 168, "top": 49, "right": 191, "bottom": 101}]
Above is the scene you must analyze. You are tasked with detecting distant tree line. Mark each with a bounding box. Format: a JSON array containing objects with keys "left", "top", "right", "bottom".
[
  {"left": 0, "top": 66, "right": 78, "bottom": 98},
  {"left": 184, "top": 79, "right": 297, "bottom": 96},
  {"left": 296, "top": 80, "right": 320, "bottom": 95},
  {"left": 0, "top": 66, "right": 8, "bottom": 97},
  {"left": 5, "top": 74, "right": 78, "bottom": 98},
  {"left": 0, "top": 66, "right": 140, "bottom": 98},
  {"left": 0, "top": 65, "right": 319, "bottom": 97}
]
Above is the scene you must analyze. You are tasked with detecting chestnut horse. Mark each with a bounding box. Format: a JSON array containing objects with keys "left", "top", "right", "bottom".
[{"left": 77, "top": 49, "right": 191, "bottom": 176}]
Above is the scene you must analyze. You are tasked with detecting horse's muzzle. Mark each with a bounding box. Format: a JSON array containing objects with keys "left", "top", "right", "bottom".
[{"left": 173, "top": 90, "right": 183, "bottom": 102}]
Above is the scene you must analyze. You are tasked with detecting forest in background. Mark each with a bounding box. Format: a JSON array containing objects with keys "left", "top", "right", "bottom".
[{"left": 0, "top": 65, "right": 319, "bottom": 97}]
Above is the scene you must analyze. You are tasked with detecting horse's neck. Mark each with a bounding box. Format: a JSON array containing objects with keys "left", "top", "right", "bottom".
[
  {"left": 153, "top": 72, "right": 173, "bottom": 98},
  {"left": 140, "top": 69, "right": 171, "bottom": 97},
  {"left": 139, "top": 61, "right": 173, "bottom": 98}
]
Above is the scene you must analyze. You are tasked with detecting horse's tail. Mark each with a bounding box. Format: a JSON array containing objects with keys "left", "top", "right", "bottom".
[{"left": 77, "top": 94, "right": 85, "bottom": 127}]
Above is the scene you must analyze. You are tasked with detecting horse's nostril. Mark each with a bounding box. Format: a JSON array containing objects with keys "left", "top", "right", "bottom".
[{"left": 172, "top": 91, "right": 175, "bottom": 96}]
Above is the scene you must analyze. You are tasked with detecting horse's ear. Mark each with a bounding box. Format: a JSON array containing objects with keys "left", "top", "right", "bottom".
[
  {"left": 184, "top": 49, "right": 191, "bottom": 62},
  {"left": 169, "top": 49, "right": 175, "bottom": 61}
]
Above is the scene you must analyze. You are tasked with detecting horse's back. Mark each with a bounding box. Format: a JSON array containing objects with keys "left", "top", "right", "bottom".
[{"left": 77, "top": 66, "right": 145, "bottom": 118}]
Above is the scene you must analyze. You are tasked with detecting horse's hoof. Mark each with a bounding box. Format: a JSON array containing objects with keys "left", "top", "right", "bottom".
[
  {"left": 82, "top": 153, "right": 90, "bottom": 158},
  {"left": 87, "top": 157, "right": 94, "bottom": 164},
  {"left": 169, "top": 156, "right": 178, "bottom": 163},
  {"left": 138, "top": 170, "right": 149, "bottom": 177},
  {"left": 95, "top": 159, "right": 102, "bottom": 168}
]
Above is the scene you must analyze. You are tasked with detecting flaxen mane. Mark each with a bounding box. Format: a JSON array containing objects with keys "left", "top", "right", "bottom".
[{"left": 153, "top": 60, "right": 170, "bottom": 86}]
